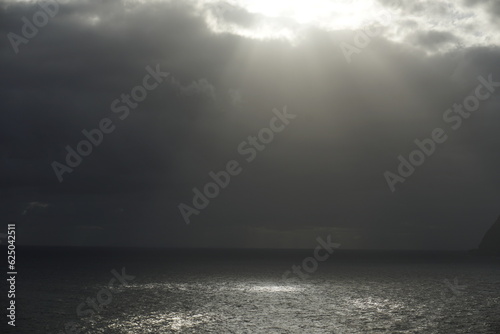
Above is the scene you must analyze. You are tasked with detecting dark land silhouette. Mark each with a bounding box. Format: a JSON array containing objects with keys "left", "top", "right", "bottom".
[{"left": 477, "top": 215, "right": 500, "bottom": 254}]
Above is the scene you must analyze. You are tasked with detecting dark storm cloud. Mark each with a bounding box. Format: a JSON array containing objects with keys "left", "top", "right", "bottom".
[
  {"left": 410, "top": 30, "right": 458, "bottom": 50},
  {"left": 1, "top": 0, "right": 500, "bottom": 249},
  {"left": 463, "top": 0, "right": 500, "bottom": 18}
]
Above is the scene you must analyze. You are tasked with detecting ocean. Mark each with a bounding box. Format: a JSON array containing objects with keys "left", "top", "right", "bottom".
[{"left": 3, "top": 248, "right": 499, "bottom": 333}]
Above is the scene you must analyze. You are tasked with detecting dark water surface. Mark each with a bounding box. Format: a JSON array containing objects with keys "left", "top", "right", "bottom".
[{"left": 2, "top": 248, "right": 499, "bottom": 333}]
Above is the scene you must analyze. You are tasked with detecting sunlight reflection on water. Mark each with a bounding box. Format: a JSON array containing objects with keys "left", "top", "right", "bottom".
[{"left": 74, "top": 267, "right": 499, "bottom": 334}]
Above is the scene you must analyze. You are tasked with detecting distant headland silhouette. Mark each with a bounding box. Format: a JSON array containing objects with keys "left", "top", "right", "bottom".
[{"left": 476, "top": 215, "right": 500, "bottom": 255}]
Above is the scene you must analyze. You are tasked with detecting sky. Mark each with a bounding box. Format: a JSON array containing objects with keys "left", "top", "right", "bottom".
[{"left": 1, "top": 0, "right": 500, "bottom": 249}]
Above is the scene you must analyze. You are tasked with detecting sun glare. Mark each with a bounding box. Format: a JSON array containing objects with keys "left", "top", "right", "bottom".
[
  {"left": 235, "top": 0, "right": 371, "bottom": 26},
  {"left": 201, "top": 0, "right": 398, "bottom": 41}
]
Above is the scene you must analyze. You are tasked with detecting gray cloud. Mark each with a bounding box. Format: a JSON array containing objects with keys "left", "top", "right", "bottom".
[
  {"left": 410, "top": 30, "right": 459, "bottom": 50},
  {"left": 1, "top": 0, "right": 499, "bottom": 249}
]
